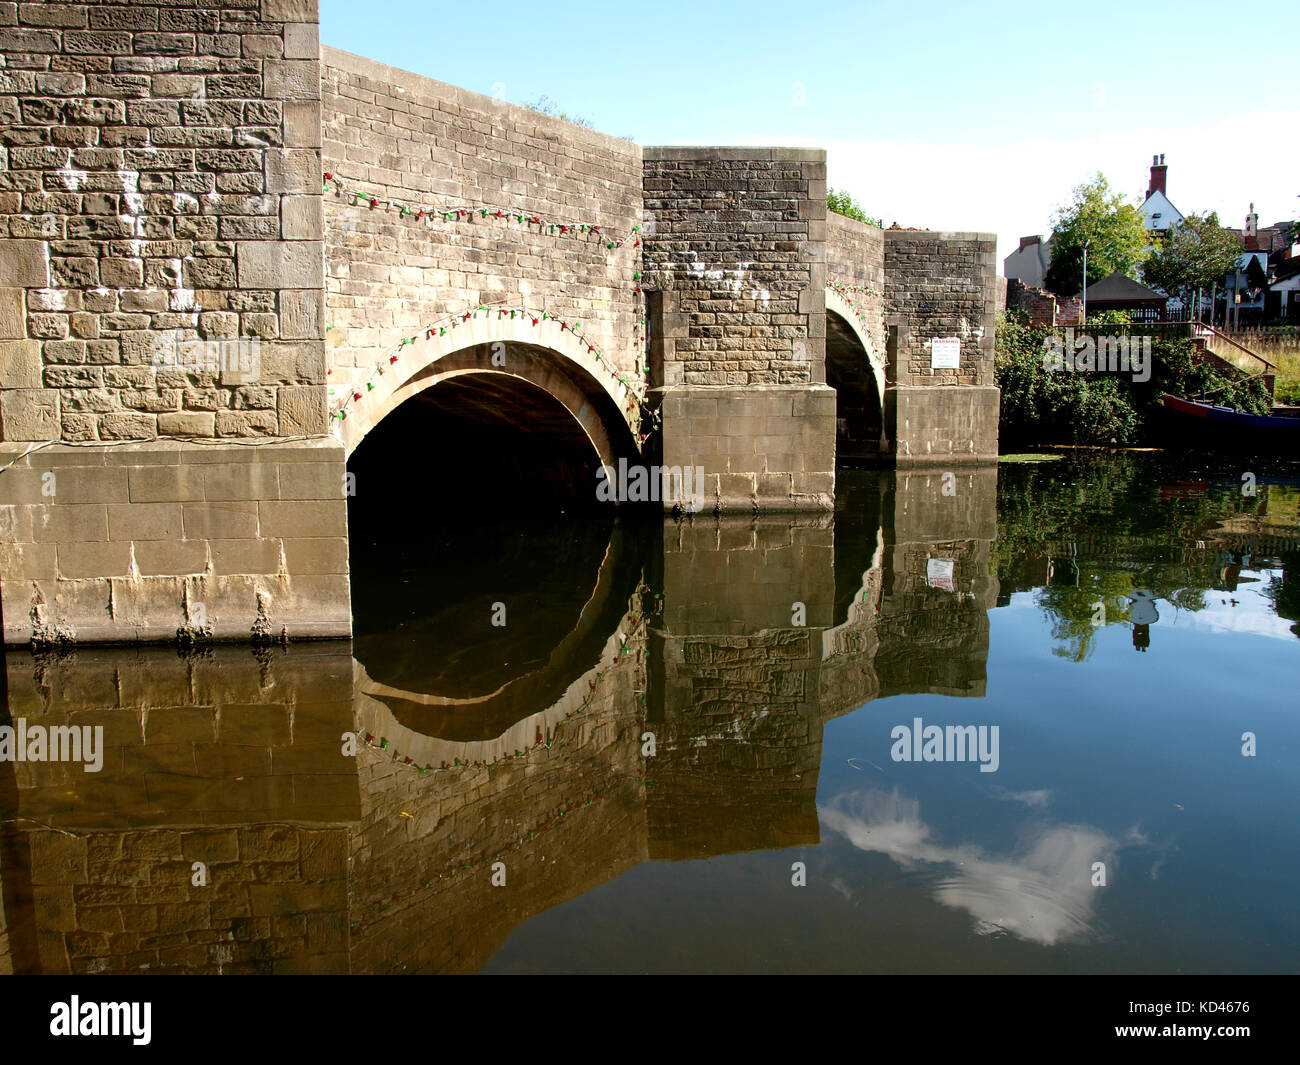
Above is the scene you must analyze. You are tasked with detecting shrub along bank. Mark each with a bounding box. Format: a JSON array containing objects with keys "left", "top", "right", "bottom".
[{"left": 995, "top": 311, "right": 1272, "bottom": 447}]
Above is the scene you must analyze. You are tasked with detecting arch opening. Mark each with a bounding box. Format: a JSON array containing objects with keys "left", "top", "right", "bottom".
[
  {"left": 826, "top": 308, "right": 886, "bottom": 465},
  {"left": 341, "top": 338, "right": 641, "bottom": 518},
  {"left": 347, "top": 372, "right": 606, "bottom": 517}
]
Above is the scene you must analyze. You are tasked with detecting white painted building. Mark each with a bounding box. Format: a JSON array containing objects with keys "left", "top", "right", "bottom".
[
  {"left": 1139, "top": 155, "right": 1183, "bottom": 233},
  {"left": 1139, "top": 154, "right": 1186, "bottom": 315},
  {"left": 1003, "top": 233, "right": 1051, "bottom": 287}
]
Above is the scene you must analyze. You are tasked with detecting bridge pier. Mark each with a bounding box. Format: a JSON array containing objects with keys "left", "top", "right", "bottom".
[
  {"left": 0, "top": 440, "right": 350, "bottom": 646},
  {"left": 883, "top": 231, "right": 1001, "bottom": 465},
  {"left": 643, "top": 148, "right": 837, "bottom": 512}
]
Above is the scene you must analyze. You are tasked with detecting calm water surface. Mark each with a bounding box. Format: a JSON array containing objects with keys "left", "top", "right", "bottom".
[{"left": 2, "top": 453, "right": 1297, "bottom": 973}]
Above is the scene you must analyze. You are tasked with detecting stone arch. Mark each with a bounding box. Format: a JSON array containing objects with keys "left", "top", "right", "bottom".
[
  {"left": 825, "top": 287, "right": 888, "bottom": 460},
  {"left": 825, "top": 286, "right": 886, "bottom": 406},
  {"left": 333, "top": 314, "right": 642, "bottom": 466}
]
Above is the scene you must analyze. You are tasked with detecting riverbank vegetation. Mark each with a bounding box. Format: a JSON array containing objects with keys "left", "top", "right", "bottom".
[{"left": 995, "top": 310, "right": 1273, "bottom": 447}]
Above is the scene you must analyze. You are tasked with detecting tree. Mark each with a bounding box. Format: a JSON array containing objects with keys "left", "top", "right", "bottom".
[
  {"left": 1142, "top": 211, "right": 1243, "bottom": 309},
  {"left": 827, "top": 187, "right": 882, "bottom": 227},
  {"left": 1043, "top": 173, "right": 1150, "bottom": 298}
]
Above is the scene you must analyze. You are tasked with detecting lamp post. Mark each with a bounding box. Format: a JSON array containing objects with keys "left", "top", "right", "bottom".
[{"left": 1081, "top": 240, "right": 1089, "bottom": 323}]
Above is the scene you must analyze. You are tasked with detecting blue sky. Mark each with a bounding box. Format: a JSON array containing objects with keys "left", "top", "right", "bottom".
[{"left": 320, "top": 0, "right": 1300, "bottom": 263}]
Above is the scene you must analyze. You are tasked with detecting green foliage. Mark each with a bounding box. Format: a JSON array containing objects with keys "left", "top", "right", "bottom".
[
  {"left": 827, "top": 187, "right": 882, "bottom": 227},
  {"left": 523, "top": 94, "right": 594, "bottom": 130},
  {"left": 995, "top": 312, "right": 1138, "bottom": 445},
  {"left": 1274, "top": 378, "right": 1300, "bottom": 405},
  {"left": 994, "top": 311, "right": 1272, "bottom": 446},
  {"left": 1084, "top": 309, "right": 1132, "bottom": 326},
  {"left": 1043, "top": 173, "right": 1150, "bottom": 298},
  {"left": 1142, "top": 211, "right": 1244, "bottom": 302}
]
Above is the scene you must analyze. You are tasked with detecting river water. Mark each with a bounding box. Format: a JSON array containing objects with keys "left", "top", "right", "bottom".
[{"left": 2, "top": 452, "right": 1297, "bottom": 973}]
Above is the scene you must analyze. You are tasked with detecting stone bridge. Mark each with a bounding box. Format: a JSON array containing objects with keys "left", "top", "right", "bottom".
[{"left": 0, "top": 1, "right": 997, "bottom": 645}]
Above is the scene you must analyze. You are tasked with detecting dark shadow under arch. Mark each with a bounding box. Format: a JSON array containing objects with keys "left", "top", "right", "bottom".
[{"left": 826, "top": 309, "right": 885, "bottom": 464}]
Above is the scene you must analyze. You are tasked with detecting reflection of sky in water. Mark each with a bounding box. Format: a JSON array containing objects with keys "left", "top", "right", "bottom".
[
  {"left": 1008, "top": 569, "right": 1299, "bottom": 642},
  {"left": 819, "top": 788, "right": 1142, "bottom": 946},
  {"left": 1160, "top": 568, "right": 1296, "bottom": 641}
]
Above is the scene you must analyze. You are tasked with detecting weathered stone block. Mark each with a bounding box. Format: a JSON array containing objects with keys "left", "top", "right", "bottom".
[
  {"left": 0, "top": 339, "right": 42, "bottom": 388},
  {"left": 265, "top": 148, "right": 319, "bottom": 194},
  {"left": 281, "top": 194, "right": 322, "bottom": 239},
  {"left": 237, "top": 241, "right": 322, "bottom": 289},
  {"left": 203, "top": 462, "right": 279, "bottom": 502},
  {"left": 276, "top": 383, "right": 325, "bottom": 433},
  {"left": 182, "top": 501, "right": 259, "bottom": 540},
  {"left": 57, "top": 541, "right": 131, "bottom": 579},
  {"left": 158, "top": 411, "right": 216, "bottom": 437},
  {"left": 108, "top": 502, "right": 183, "bottom": 542},
  {"left": 282, "top": 22, "right": 318, "bottom": 60},
  {"left": 281, "top": 536, "right": 347, "bottom": 574},
  {"left": 0, "top": 239, "right": 49, "bottom": 287},
  {"left": 127, "top": 464, "right": 205, "bottom": 503},
  {"left": 258, "top": 499, "right": 344, "bottom": 537},
  {"left": 209, "top": 537, "right": 282, "bottom": 575},
  {"left": 262, "top": 0, "right": 318, "bottom": 21},
  {"left": 1, "top": 388, "right": 58, "bottom": 440},
  {"left": 281, "top": 100, "right": 321, "bottom": 148},
  {"left": 98, "top": 412, "right": 156, "bottom": 440},
  {"left": 28, "top": 502, "right": 107, "bottom": 543},
  {"left": 262, "top": 59, "right": 319, "bottom": 100},
  {"left": 0, "top": 288, "right": 24, "bottom": 339},
  {"left": 277, "top": 290, "right": 321, "bottom": 340}
]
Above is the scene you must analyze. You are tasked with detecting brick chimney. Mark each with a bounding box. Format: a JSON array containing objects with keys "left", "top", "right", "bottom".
[
  {"left": 1018, "top": 234, "right": 1041, "bottom": 251},
  {"left": 1146, "top": 153, "right": 1167, "bottom": 199}
]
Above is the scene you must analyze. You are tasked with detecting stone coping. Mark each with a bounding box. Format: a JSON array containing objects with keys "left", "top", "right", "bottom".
[
  {"left": 883, "top": 229, "right": 997, "bottom": 243},
  {"left": 321, "top": 45, "right": 641, "bottom": 160},
  {"left": 0, "top": 437, "right": 343, "bottom": 467},
  {"left": 643, "top": 146, "right": 825, "bottom": 162}
]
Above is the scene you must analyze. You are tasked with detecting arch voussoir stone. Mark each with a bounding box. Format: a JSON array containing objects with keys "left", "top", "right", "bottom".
[
  {"left": 334, "top": 314, "right": 642, "bottom": 464},
  {"left": 826, "top": 286, "right": 886, "bottom": 409}
]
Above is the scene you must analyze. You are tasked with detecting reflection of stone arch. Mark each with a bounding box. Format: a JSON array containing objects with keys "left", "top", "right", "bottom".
[
  {"left": 821, "top": 525, "right": 884, "bottom": 659},
  {"left": 334, "top": 315, "right": 641, "bottom": 463},
  {"left": 352, "top": 616, "right": 633, "bottom": 770},
  {"left": 351, "top": 530, "right": 644, "bottom": 762},
  {"left": 825, "top": 286, "right": 885, "bottom": 409}
]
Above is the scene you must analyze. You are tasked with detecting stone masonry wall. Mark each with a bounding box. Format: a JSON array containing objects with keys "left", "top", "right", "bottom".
[
  {"left": 0, "top": 438, "right": 349, "bottom": 644},
  {"left": 642, "top": 147, "right": 825, "bottom": 386},
  {"left": 884, "top": 231, "right": 996, "bottom": 388},
  {"left": 882, "top": 231, "right": 999, "bottom": 463},
  {"left": 827, "top": 211, "right": 885, "bottom": 366},
  {"left": 320, "top": 46, "right": 644, "bottom": 418},
  {"left": 643, "top": 148, "right": 835, "bottom": 511},
  {"left": 1006, "top": 277, "right": 1082, "bottom": 329},
  {"left": 0, "top": 0, "right": 327, "bottom": 444}
]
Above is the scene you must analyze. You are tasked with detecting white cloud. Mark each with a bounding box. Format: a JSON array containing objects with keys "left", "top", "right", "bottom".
[{"left": 819, "top": 787, "right": 1139, "bottom": 946}]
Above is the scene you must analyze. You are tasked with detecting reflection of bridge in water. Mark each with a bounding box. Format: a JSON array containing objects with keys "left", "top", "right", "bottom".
[{"left": 0, "top": 470, "right": 999, "bottom": 974}]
